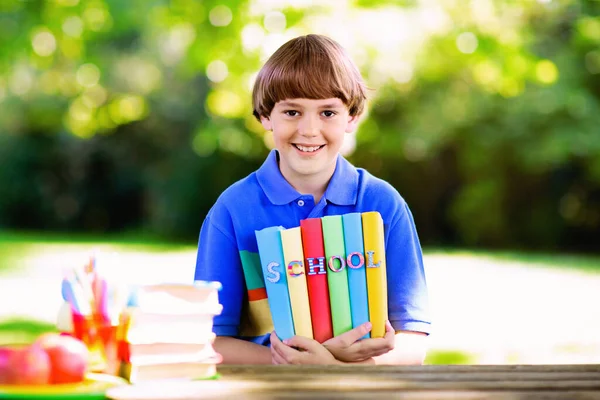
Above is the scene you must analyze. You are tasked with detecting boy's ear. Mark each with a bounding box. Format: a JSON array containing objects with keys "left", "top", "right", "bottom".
[
  {"left": 260, "top": 115, "right": 272, "bottom": 131},
  {"left": 345, "top": 115, "right": 360, "bottom": 133}
]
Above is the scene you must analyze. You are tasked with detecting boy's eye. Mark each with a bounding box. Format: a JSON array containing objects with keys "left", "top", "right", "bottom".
[
  {"left": 322, "top": 110, "right": 336, "bottom": 117},
  {"left": 284, "top": 110, "right": 299, "bottom": 117}
]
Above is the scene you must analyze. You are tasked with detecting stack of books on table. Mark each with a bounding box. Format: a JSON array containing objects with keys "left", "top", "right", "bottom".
[{"left": 118, "top": 281, "right": 223, "bottom": 383}]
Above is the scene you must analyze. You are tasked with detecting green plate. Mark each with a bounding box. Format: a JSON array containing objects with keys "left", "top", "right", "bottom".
[{"left": 0, "top": 373, "right": 128, "bottom": 399}]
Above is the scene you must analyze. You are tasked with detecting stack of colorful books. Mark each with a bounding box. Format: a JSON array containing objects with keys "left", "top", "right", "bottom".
[
  {"left": 118, "top": 282, "right": 223, "bottom": 382},
  {"left": 256, "top": 211, "right": 388, "bottom": 343}
]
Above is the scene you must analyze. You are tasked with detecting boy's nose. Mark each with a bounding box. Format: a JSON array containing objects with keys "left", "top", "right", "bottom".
[{"left": 298, "top": 115, "right": 320, "bottom": 136}]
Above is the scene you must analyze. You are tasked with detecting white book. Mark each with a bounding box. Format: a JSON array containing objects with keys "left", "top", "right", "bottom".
[{"left": 136, "top": 282, "right": 223, "bottom": 316}]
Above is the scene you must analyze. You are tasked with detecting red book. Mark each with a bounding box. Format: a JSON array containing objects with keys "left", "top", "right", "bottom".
[{"left": 300, "top": 218, "right": 333, "bottom": 343}]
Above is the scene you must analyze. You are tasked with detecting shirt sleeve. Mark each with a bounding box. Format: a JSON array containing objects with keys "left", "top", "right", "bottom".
[
  {"left": 386, "top": 202, "right": 431, "bottom": 335},
  {"left": 194, "top": 208, "right": 244, "bottom": 337}
]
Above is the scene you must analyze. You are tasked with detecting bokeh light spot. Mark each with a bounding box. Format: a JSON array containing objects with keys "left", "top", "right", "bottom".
[
  {"left": 206, "top": 90, "right": 244, "bottom": 118},
  {"left": 32, "top": 30, "right": 57, "bottom": 57},
  {"left": 535, "top": 60, "right": 558, "bottom": 84},
  {"left": 404, "top": 137, "right": 427, "bottom": 162},
  {"left": 159, "top": 23, "right": 196, "bottom": 66},
  {"left": 62, "top": 16, "right": 84, "bottom": 38},
  {"left": 206, "top": 60, "right": 228, "bottom": 83},
  {"left": 76, "top": 63, "right": 101, "bottom": 88},
  {"left": 82, "top": 85, "right": 108, "bottom": 108},
  {"left": 209, "top": 5, "right": 232, "bottom": 27},
  {"left": 193, "top": 131, "right": 218, "bottom": 157},
  {"left": 69, "top": 97, "right": 93, "bottom": 123},
  {"left": 473, "top": 61, "right": 501, "bottom": 88},
  {"left": 84, "top": 6, "right": 109, "bottom": 31},
  {"left": 108, "top": 95, "right": 148, "bottom": 124},
  {"left": 9, "top": 66, "right": 34, "bottom": 96},
  {"left": 263, "top": 11, "right": 286, "bottom": 33},
  {"left": 119, "top": 95, "right": 147, "bottom": 121},
  {"left": 456, "top": 32, "right": 478, "bottom": 54},
  {"left": 219, "top": 128, "right": 252, "bottom": 156},
  {"left": 577, "top": 17, "right": 600, "bottom": 42},
  {"left": 241, "top": 23, "right": 265, "bottom": 52},
  {"left": 585, "top": 50, "right": 600, "bottom": 74},
  {"left": 392, "top": 61, "right": 414, "bottom": 84},
  {"left": 499, "top": 77, "right": 523, "bottom": 98}
]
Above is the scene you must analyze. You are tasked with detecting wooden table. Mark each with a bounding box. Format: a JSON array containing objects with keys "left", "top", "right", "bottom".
[{"left": 107, "top": 364, "right": 600, "bottom": 399}]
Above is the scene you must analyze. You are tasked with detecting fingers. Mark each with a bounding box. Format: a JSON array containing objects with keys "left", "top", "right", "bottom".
[
  {"left": 270, "top": 332, "right": 289, "bottom": 357},
  {"left": 384, "top": 320, "right": 396, "bottom": 342},
  {"left": 271, "top": 345, "right": 286, "bottom": 364},
  {"left": 325, "top": 322, "right": 372, "bottom": 348},
  {"left": 361, "top": 321, "right": 395, "bottom": 358},
  {"left": 322, "top": 322, "right": 374, "bottom": 362},
  {"left": 283, "top": 335, "right": 319, "bottom": 352},
  {"left": 349, "top": 322, "right": 396, "bottom": 360},
  {"left": 271, "top": 332, "right": 302, "bottom": 364}
]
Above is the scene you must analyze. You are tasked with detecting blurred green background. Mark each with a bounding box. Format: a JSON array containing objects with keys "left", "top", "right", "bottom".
[
  {"left": 2, "top": 0, "right": 599, "bottom": 250},
  {"left": 1, "top": 0, "right": 600, "bottom": 365}
]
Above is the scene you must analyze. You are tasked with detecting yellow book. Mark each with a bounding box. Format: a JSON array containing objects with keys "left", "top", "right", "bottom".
[
  {"left": 361, "top": 211, "right": 388, "bottom": 338},
  {"left": 280, "top": 227, "right": 314, "bottom": 339}
]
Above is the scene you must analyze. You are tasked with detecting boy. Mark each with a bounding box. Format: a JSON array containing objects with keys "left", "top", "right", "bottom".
[{"left": 194, "top": 34, "right": 430, "bottom": 365}]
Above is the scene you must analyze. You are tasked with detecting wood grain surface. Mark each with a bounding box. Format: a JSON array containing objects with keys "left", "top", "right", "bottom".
[{"left": 106, "top": 364, "right": 600, "bottom": 400}]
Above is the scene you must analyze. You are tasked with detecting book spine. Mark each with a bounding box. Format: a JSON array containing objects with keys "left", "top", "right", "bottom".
[
  {"left": 342, "top": 213, "right": 370, "bottom": 339},
  {"left": 321, "top": 215, "right": 352, "bottom": 337},
  {"left": 361, "top": 211, "right": 388, "bottom": 338},
  {"left": 280, "top": 227, "right": 313, "bottom": 339},
  {"left": 300, "top": 218, "right": 333, "bottom": 343},
  {"left": 255, "top": 226, "right": 295, "bottom": 340}
]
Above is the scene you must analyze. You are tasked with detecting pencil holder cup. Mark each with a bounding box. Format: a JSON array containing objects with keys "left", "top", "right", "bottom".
[{"left": 69, "top": 312, "right": 119, "bottom": 374}]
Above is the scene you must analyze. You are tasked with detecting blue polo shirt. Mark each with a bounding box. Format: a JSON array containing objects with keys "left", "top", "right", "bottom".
[{"left": 194, "top": 149, "right": 430, "bottom": 345}]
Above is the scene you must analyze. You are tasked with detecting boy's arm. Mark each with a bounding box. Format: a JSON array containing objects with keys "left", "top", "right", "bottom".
[
  {"left": 362, "top": 201, "right": 430, "bottom": 365},
  {"left": 350, "top": 331, "right": 428, "bottom": 365},
  {"left": 214, "top": 336, "right": 272, "bottom": 364},
  {"left": 273, "top": 322, "right": 427, "bottom": 366},
  {"left": 385, "top": 201, "right": 431, "bottom": 337},
  {"left": 196, "top": 211, "right": 269, "bottom": 364},
  {"left": 322, "top": 321, "right": 427, "bottom": 365}
]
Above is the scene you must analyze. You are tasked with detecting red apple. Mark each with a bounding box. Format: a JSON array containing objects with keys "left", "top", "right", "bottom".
[
  {"left": 0, "top": 347, "right": 16, "bottom": 384},
  {"left": 6, "top": 344, "right": 51, "bottom": 385},
  {"left": 35, "top": 333, "right": 89, "bottom": 384}
]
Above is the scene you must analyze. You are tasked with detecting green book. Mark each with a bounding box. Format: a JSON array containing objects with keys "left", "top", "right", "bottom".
[{"left": 321, "top": 215, "right": 352, "bottom": 337}]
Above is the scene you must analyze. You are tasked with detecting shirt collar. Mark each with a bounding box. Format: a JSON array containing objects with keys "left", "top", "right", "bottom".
[{"left": 256, "top": 149, "right": 358, "bottom": 206}]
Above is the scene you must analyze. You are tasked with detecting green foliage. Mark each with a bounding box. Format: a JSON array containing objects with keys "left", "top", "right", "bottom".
[
  {"left": 0, "top": 319, "right": 57, "bottom": 345},
  {"left": 351, "top": 0, "right": 600, "bottom": 250},
  {"left": 0, "top": 0, "right": 599, "bottom": 250},
  {"left": 425, "top": 350, "right": 476, "bottom": 365}
]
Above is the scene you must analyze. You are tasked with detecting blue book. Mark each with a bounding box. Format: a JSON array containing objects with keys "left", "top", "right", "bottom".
[
  {"left": 342, "top": 213, "right": 370, "bottom": 339},
  {"left": 255, "top": 226, "right": 295, "bottom": 341}
]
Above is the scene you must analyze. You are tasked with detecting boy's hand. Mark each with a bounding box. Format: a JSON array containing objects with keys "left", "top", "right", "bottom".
[
  {"left": 270, "top": 332, "right": 339, "bottom": 365},
  {"left": 323, "top": 320, "right": 395, "bottom": 362}
]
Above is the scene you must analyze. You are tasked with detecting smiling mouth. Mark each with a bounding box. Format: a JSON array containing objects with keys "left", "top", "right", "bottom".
[{"left": 293, "top": 144, "right": 325, "bottom": 153}]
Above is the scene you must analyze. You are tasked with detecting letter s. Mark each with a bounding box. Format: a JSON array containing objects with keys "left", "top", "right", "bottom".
[{"left": 266, "top": 262, "right": 281, "bottom": 283}]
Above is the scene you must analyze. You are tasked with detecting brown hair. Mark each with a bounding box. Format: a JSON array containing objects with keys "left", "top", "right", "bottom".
[{"left": 252, "top": 34, "right": 367, "bottom": 120}]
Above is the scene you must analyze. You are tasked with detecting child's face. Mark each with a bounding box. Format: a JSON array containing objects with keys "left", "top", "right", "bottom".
[{"left": 260, "top": 98, "right": 359, "bottom": 185}]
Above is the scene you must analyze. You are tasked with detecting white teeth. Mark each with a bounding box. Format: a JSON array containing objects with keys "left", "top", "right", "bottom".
[{"left": 295, "top": 144, "right": 322, "bottom": 152}]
